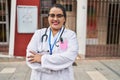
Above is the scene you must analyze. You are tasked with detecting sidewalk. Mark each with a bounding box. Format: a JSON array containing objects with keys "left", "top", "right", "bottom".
[
  {"left": 0, "top": 57, "right": 120, "bottom": 80},
  {"left": 74, "top": 59, "right": 120, "bottom": 80}
]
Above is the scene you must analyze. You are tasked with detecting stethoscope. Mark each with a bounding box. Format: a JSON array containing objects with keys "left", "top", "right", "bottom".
[
  {"left": 40, "top": 27, "right": 65, "bottom": 55},
  {"left": 41, "top": 27, "right": 65, "bottom": 43}
]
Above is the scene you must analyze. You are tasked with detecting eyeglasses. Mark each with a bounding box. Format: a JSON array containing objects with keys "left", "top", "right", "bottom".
[{"left": 48, "top": 14, "right": 64, "bottom": 18}]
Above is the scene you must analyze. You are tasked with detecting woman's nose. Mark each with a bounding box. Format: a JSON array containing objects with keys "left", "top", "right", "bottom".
[{"left": 53, "top": 16, "right": 58, "bottom": 20}]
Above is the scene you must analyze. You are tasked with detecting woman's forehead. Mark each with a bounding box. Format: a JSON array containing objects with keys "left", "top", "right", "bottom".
[{"left": 49, "top": 7, "right": 63, "bottom": 14}]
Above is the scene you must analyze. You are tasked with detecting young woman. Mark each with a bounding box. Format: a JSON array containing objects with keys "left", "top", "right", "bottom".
[{"left": 26, "top": 4, "right": 79, "bottom": 80}]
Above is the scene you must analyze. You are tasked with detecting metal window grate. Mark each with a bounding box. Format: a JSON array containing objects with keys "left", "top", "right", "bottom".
[
  {"left": 86, "top": 0, "right": 120, "bottom": 57},
  {"left": 107, "top": 3, "right": 120, "bottom": 44},
  {"left": 0, "top": 0, "right": 9, "bottom": 54},
  {"left": 0, "top": 0, "right": 9, "bottom": 43}
]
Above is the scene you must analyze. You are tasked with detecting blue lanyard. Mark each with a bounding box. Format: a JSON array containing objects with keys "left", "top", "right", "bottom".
[{"left": 49, "top": 29, "right": 61, "bottom": 55}]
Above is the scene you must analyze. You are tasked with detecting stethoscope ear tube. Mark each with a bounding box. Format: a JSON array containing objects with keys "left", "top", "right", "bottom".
[
  {"left": 41, "top": 28, "right": 48, "bottom": 42},
  {"left": 59, "top": 27, "right": 65, "bottom": 43}
]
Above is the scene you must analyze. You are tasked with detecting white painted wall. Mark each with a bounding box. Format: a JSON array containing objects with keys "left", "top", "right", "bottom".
[
  {"left": 9, "top": 0, "right": 17, "bottom": 57},
  {"left": 76, "top": 0, "right": 87, "bottom": 58}
]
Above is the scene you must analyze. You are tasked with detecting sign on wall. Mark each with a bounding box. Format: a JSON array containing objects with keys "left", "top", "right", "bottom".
[{"left": 17, "top": 5, "right": 37, "bottom": 33}]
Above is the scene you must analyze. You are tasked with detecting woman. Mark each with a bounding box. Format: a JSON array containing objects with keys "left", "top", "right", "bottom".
[{"left": 26, "top": 4, "right": 79, "bottom": 80}]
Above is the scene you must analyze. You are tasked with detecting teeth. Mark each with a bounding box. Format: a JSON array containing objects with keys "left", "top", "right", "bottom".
[{"left": 53, "top": 22, "right": 58, "bottom": 25}]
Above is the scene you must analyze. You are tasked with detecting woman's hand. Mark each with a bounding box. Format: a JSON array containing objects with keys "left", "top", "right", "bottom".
[{"left": 27, "top": 51, "right": 42, "bottom": 63}]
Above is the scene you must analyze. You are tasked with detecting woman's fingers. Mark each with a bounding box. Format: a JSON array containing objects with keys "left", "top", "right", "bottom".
[
  {"left": 27, "top": 55, "right": 34, "bottom": 58},
  {"left": 28, "top": 58, "right": 35, "bottom": 63},
  {"left": 29, "top": 51, "right": 36, "bottom": 55},
  {"left": 27, "top": 51, "right": 36, "bottom": 58},
  {"left": 27, "top": 51, "right": 42, "bottom": 63}
]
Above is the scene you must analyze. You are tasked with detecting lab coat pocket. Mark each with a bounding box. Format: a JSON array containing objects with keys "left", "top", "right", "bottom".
[{"left": 59, "top": 40, "right": 68, "bottom": 51}]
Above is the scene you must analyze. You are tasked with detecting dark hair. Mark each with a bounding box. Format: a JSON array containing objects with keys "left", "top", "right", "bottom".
[{"left": 49, "top": 4, "right": 66, "bottom": 25}]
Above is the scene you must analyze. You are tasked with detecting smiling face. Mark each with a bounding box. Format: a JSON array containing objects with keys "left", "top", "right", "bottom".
[{"left": 48, "top": 7, "right": 65, "bottom": 32}]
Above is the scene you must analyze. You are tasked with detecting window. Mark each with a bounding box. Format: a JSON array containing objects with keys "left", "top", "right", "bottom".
[
  {"left": 63, "top": 4, "right": 72, "bottom": 11},
  {"left": 41, "top": 0, "right": 52, "bottom": 14},
  {"left": 0, "top": 0, "right": 9, "bottom": 43}
]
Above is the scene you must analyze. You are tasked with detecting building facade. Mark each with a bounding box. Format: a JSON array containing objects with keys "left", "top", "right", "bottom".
[{"left": 0, "top": 0, "right": 120, "bottom": 58}]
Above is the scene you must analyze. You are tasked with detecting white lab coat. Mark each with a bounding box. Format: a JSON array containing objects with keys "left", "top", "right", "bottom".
[{"left": 26, "top": 27, "right": 79, "bottom": 80}]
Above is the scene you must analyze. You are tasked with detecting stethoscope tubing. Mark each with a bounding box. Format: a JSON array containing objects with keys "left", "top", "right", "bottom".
[
  {"left": 41, "top": 27, "right": 65, "bottom": 43},
  {"left": 41, "top": 28, "right": 48, "bottom": 42}
]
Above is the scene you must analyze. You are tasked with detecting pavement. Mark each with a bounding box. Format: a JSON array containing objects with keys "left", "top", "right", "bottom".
[{"left": 0, "top": 56, "right": 120, "bottom": 80}]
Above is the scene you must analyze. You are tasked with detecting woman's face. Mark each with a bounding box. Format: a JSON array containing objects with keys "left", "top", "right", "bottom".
[{"left": 48, "top": 7, "right": 65, "bottom": 31}]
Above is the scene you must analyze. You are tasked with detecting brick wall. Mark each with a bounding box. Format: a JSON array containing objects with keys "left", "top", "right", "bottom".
[{"left": 0, "top": 44, "right": 9, "bottom": 54}]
